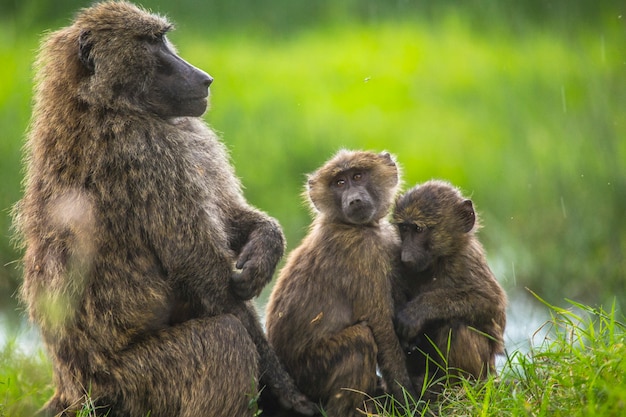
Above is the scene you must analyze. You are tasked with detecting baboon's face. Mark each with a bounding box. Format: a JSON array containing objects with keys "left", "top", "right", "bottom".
[
  {"left": 78, "top": 29, "right": 213, "bottom": 118},
  {"left": 146, "top": 36, "right": 213, "bottom": 118},
  {"left": 393, "top": 183, "right": 476, "bottom": 272},
  {"left": 396, "top": 220, "right": 434, "bottom": 272},
  {"left": 331, "top": 168, "right": 377, "bottom": 225},
  {"left": 393, "top": 188, "right": 439, "bottom": 272}
]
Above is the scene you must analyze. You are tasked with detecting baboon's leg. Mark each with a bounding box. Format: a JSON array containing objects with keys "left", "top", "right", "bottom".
[
  {"left": 35, "top": 395, "right": 67, "bottom": 417},
  {"left": 302, "top": 322, "right": 379, "bottom": 417},
  {"left": 407, "top": 323, "right": 495, "bottom": 400},
  {"left": 446, "top": 325, "right": 494, "bottom": 380},
  {"left": 107, "top": 314, "right": 259, "bottom": 417},
  {"left": 234, "top": 303, "right": 316, "bottom": 415},
  {"left": 405, "top": 329, "right": 447, "bottom": 396}
]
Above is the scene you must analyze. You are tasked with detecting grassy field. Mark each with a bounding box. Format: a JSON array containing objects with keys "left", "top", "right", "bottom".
[{"left": 1, "top": 2, "right": 625, "bottom": 415}]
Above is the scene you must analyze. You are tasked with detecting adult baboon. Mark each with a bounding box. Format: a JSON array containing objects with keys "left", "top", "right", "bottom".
[
  {"left": 12, "top": 2, "right": 314, "bottom": 416},
  {"left": 266, "top": 150, "right": 417, "bottom": 417},
  {"left": 392, "top": 180, "right": 507, "bottom": 394}
]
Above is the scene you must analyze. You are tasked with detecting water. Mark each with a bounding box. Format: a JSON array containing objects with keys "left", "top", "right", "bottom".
[
  {"left": 0, "top": 311, "right": 42, "bottom": 356},
  {"left": 503, "top": 291, "right": 549, "bottom": 352}
]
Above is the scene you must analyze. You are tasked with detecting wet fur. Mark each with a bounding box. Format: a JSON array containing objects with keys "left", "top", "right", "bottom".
[
  {"left": 266, "top": 150, "right": 417, "bottom": 416},
  {"left": 13, "top": 2, "right": 312, "bottom": 416},
  {"left": 392, "top": 180, "right": 507, "bottom": 395}
]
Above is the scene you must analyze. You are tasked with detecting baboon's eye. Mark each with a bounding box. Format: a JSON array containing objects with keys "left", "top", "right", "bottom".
[
  {"left": 143, "top": 32, "right": 165, "bottom": 45},
  {"left": 335, "top": 179, "right": 346, "bottom": 187},
  {"left": 400, "top": 223, "right": 424, "bottom": 234},
  {"left": 156, "top": 55, "right": 175, "bottom": 76},
  {"left": 353, "top": 172, "right": 362, "bottom": 181}
]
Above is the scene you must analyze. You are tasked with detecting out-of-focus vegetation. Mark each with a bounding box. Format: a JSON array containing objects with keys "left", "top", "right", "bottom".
[
  {"left": 2, "top": 0, "right": 623, "bottom": 312},
  {"left": 0, "top": 339, "right": 51, "bottom": 415}
]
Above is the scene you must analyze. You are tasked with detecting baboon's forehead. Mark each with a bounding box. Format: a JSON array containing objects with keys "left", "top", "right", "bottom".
[
  {"left": 394, "top": 187, "right": 457, "bottom": 222},
  {"left": 393, "top": 204, "right": 427, "bottom": 223},
  {"left": 393, "top": 197, "right": 438, "bottom": 223},
  {"left": 310, "top": 150, "right": 396, "bottom": 183},
  {"left": 75, "top": 1, "right": 172, "bottom": 37}
]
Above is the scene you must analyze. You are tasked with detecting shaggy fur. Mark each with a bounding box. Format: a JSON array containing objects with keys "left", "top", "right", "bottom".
[
  {"left": 392, "top": 180, "right": 507, "bottom": 395},
  {"left": 266, "top": 150, "right": 416, "bottom": 417},
  {"left": 13, "top": 2, "right": 313, "bottom": 416}
]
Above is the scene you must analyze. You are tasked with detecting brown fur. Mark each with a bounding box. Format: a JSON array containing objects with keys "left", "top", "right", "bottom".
[
  {"left": 266, "top": 150, "right": 417, "bottom": 417},
  {"left": 12, "top": 2, "right": 313, "bottom": 416},
  {"left": 392, "top": 180, "right": 507, "bottom": 396}
]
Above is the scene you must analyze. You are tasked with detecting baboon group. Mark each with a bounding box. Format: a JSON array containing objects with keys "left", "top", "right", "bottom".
[{"left": 12, "top": 2, "right": 507, "bottom": 416}]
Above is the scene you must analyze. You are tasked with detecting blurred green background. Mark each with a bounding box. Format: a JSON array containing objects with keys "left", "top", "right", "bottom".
[{"left": 0, "top": 0, "right": 624, "bottom": 346}]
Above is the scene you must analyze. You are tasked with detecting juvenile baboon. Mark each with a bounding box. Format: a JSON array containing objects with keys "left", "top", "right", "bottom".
[
  {"left": 266, "top": 150, "right": 418, "bottom": 417},
  {"left": 12, "top": 2, "right": 314, "bottom": 416},
  {"left": 392, "top": 180, "right": 507, "bottom": 394}
]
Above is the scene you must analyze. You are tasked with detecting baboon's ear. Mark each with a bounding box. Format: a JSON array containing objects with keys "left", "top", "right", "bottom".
[
  {"left": 457, "top": 199, "right": 475, "bottom": 233},
  {"left": 306, "top": 176, "right": 320, "bottom": 211},
  {"left": 380, "top": 152, "right": 396, "bottom": 166},
  {"left": 379, "top": 152, "right": 399, "bottom": 186},
  {"left": 78, "top": 30, "right": 95, "bottom": 73}
]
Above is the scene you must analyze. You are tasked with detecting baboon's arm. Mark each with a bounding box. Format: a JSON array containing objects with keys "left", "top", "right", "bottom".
[
  {"left": 396, "top": 286, "right": 501, "bottom": 341},
  {"left": 227, "top": 205, "right": 286, "bottom": 300},
  {"left": 370, "top": 315, "right": 419, "bottom": 400}
]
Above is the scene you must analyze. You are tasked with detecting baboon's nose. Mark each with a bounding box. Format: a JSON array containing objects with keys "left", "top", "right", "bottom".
[{"left": 349, "top": 198, "right": 362, "bottom": 206}]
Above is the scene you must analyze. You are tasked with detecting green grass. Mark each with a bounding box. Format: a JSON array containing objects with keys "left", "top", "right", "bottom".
[
  {"left": 368, "top": 294, "right": 626, "bottom": 417},
  {"left": 427, "top": 294, "right": 626, "bottom": 416},
  {"left": 0, "top": 339, "right": 52, "bottom": 416}
]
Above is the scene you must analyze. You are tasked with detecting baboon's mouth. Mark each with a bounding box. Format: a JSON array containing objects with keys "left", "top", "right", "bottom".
[
  {"left": 188, "top": 96, "right": 209, "bottom": 108},
  {"left": 402, "top": 258, "right": 431, "bottom": 273},
  {"left": 190, "top": 93, "right": 209, "bottom": 100},
  {"left": 344, "top": 206, "right": 376, "bottom": 225}
]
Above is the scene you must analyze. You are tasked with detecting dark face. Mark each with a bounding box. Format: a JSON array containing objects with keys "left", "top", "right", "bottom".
[
  {"left": 397, "top": 222, "right": 433, "bottom": 272},
  {"left": 146, "top": 36, "right": 213, "bottom": 118},
  {"left": 331, "top": 169, "right": 377, "bottom": 225},
  {"left": 393, "top": 183, "right": 476, "bottom": 274},
  {"left": 78, "top": 29, "right": 213, "bottom": 118}
]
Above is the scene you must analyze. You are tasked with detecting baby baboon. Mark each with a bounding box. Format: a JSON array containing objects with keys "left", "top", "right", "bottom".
[
  {"left": 392, "top": 180, "right": 507, "bottom": 394},
  {"left": 12, "top": 2, "right": 314, "bottom": 416},
  {"left": 266, "top": 150, "right": 417, "bottom": 417}
]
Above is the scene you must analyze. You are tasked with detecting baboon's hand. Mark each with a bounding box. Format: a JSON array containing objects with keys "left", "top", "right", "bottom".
[
  {"left": 230, "top": 271, "right": 257, "bottom": 300},
  {"left": 231, "top": 238, "right": 279, "bottom": 300},
  {"left": 395, "top": 308, "right": 424, "bottom": 341},
  {"left": 292, "top": 398, "right": 319, "bottom": 416},
  {"left": 279, "top": 392, "right": 319, "bottom": 416},
  {"left": 230, "top": 254, "right": 267, "bottom": 301},
  {"left": 230, "top": 218, "right": 284, "bottom": 300}
]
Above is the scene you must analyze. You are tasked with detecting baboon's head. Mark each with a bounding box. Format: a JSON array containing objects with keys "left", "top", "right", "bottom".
[
  {"left": 393, "top": 180, "right": 476, "bottom": 272},
  {"left": 41, "top": 1, "right": 212, "bottom": 118},
  {"left": 307, "top": 150, "right": 400, "bottom": 225}
]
